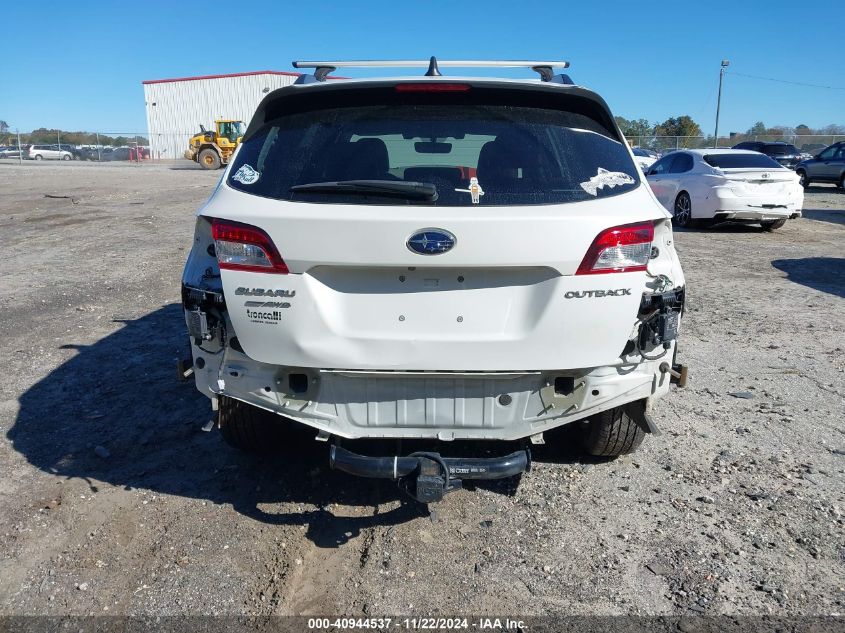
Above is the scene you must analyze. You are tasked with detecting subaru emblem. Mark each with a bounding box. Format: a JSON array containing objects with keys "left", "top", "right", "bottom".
[{"left": 406, "top": 229, "right": 456, "bottom": 255}]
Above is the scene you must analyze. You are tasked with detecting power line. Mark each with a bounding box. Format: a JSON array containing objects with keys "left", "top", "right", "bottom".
[{"left": 725, "top": 71, "right": 845, "bottom": 91}]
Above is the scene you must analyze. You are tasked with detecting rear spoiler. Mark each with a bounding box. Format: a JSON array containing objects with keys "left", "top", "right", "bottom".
[{"left": 243, "top": 73, "right": 623, "bottom": 145}]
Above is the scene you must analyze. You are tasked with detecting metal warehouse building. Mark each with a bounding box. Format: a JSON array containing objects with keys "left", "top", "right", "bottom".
[{"left": 142, "top": 71, "right": 301, "bottom": 160}]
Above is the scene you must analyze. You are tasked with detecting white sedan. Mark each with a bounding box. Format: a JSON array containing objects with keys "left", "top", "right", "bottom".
[{"left": 644, "top": 149, "right": 803, "bottom": 229}]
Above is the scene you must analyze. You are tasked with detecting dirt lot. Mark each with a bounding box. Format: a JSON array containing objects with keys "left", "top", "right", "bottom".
[{"left": 0, "top": 161, "right": 843, "bottom": 619}]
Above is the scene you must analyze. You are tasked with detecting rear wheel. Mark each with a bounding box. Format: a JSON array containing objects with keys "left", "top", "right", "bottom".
[
  {"left": 217, "top": 396, "right": 316, "bottom": 455},
  {"left": 581, "top": 406, "right": 646, "bottom": 457},
  {"left": 218, "top": 396, "right": 288, "bottom": 453},
  {"left": 198, "top": 148, "right": 221, "bottom": 170},
  {"left": 796, "top": 169, "right": 809, "bottom": 189},
  {"left": 673, "top": 192, "right": 693, "bottom": 227},
  {"left": 839, "top": 173, "right": 845, "bottom": 190},
  {"left": 34, "top": 154, "right": 42, "bottom": 161},
  {"left": 761, "top": 219, "right": 787, "bottom": 230},
  {"left": 62, "top": 154, "right": 71, "bottom": 161}
]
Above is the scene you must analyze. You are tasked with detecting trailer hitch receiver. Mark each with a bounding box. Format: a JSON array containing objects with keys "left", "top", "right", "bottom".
[{"left": 329, "top": 445, "right": 530, "bottom": 503}]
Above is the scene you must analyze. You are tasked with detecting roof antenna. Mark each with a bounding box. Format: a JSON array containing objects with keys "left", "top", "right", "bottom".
[{"left": 424, "top": 56, "right": 442, "bottom": 77}]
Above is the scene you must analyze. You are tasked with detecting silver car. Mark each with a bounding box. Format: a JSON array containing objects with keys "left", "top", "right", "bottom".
[{"left": 28, "top": 144, "right": 72, "bottom": 161}]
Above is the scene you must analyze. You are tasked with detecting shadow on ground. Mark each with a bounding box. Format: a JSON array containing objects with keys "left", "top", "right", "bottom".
[
  {"left": 673, "top": 222, "right": 769, "bottom": 234},
  {"left": 802, "top": 208, "right": 845, "bottom": 226},
  {"left": 771, "top": 257, "right": 845, "bottom": 298},
  {"left": 7, "top": 304, "right": 587, "bottom": 546}
]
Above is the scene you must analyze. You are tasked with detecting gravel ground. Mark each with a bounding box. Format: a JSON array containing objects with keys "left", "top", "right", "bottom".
[{"left": 0, "top": 161, "right": 842, "bottom": 619}]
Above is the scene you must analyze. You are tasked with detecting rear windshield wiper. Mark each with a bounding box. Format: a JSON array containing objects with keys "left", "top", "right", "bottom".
[{"left": 289, "top": 180, "right": 438, "bottom": 201}]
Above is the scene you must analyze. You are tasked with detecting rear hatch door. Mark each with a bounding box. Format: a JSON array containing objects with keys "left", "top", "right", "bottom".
[{"left": 208, "top": 80, "right": 669, "bottom": 371}]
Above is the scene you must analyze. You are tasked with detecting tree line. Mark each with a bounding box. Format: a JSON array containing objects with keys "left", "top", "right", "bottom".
[
  {"left": 0, "top": 123, "right": 149, "bottom": 147},
  {"left": 615, "top": 115, "right": 845, "bottom": 148}
]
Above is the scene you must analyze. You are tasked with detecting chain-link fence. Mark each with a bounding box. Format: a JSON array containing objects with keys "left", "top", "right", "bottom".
[
  {"left": 0, "top": 130, "right": 195, "bottom": 164},
  {"left": 626, "top": 135, "right": 843, "bottom": 154},
  {"left": 3, "top": 130, "right": 843, "bottom": 166}
]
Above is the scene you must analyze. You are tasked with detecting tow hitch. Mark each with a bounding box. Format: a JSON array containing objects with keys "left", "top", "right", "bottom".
[
  {"left": 660, "top": 361, "right": 689, "bottom": 388},
  {"left": 329, "top": 445, "right": 531, "bottom": 503}
]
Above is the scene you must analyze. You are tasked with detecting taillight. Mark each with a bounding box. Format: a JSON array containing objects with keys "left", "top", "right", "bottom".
[
  {"left": 210, "top": 218, "right": 289, "bottom": 274},
  {"left": 395, "top": 83, "right": 471, "bottom": 92},
  {"left": 576, "top": 222, "right": 654, "bottom": 275}
]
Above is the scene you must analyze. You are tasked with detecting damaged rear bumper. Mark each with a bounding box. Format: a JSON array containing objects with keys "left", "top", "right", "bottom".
[
  {"left": 330, "top": 445, "right": 530, "bottom": 503},
  {"left": 714, "top": 208, "right": 801, "bottom": 222}
]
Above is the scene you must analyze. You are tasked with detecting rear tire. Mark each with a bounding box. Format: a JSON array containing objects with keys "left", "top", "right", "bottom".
[
  {"left": 34, "top": 154, "right": 42, "bottom": 161},
  {"left": 198, "top": 148, "right": 221, "bottom": 170},
  {"left": 839, "top": 173, "right": 845, "bottom": 190},
  {"left": 218, "top": 396, "right": 288, "bottom": 454},
  {"left": 761, "top": 219, "right": 787, "bottom": 230},
  {"left": 673, "top": 192, "right": 693, "bottom": 227},
  {"left": 581, "top": 406, "right": 646, "bottom": 457},
  {"left": 62, "top": 154, "right": 71, "bottom": 161},
  {"left": 796, "top": 169, "right": 809, "bottom": 189}
]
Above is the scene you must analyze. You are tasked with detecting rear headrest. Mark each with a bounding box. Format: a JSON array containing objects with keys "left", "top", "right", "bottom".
[
  {"left": 322, "top": 138, "right": 392, "bottom": 181},
  {"left": 349, "top": 138, "right": 390, "bottom": 175},
  {"left": 476, "top": 136, "right": 542, "bottom": 185}
]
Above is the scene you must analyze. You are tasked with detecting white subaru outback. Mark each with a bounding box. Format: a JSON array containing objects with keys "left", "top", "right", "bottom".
[{"left": 181, "top": 59, "right": 687, "bottom": 502}]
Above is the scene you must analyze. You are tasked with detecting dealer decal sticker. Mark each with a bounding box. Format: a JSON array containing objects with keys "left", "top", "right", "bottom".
[
  {"left": 245, "top": 303, "right": 290, "bottom": 325},
  {"left": 232, "top": 164, "right": 260, "bottom": 185}
]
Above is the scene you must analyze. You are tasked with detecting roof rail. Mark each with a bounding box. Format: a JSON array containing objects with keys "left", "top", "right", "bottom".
[{"left": 292, "top": 57, "right": 571, "bottom": 83}]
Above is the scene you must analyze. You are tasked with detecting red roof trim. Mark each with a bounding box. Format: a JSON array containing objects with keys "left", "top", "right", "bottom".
[{"left": 142, "top": 70, "right": 303, "bottom": 85}]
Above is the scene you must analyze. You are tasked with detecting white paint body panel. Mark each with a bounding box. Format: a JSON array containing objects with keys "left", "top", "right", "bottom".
[{"left": 206, "top": 181, "right": 672, "bottom": 371}]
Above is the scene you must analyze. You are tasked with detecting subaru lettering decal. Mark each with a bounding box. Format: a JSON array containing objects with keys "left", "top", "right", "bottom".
[{"left": 406, "top": 229, "right": 456, "bottom": 255}]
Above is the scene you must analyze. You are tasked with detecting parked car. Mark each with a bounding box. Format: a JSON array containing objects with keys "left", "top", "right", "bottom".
[
  {"left": 102, "top": 147, "right": 131, "bottom": 161},
  {"left": 28, "top": 144, "right": 72, "bottom": 161},
  {"left": 731, "top": 141, "right": 802, "bottom": 169},
  {"left": 645, "top": 149, "right": 803, "bottom": 229},
  {"left": 0, "top": 146, "right": 22, "bottom": 158},
  {"left": 632, "top": 147, "right": 657, "bottom": 171},
  {"left": 56, "top": 144, "right": 86, "bottom": 160},
  {"left": 795, "top": 142, "right": 845, "bottom": 189},
  {"left": 77, "top": 147, "right": 103, "bottom": 161},
  {"left": 180, "top": 58, "right": 687, "bottom": 503}
]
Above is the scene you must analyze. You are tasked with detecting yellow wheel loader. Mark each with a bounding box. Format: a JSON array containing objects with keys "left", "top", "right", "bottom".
[{"left": 184, "top": 120, "right": 244, "bottom": 170}]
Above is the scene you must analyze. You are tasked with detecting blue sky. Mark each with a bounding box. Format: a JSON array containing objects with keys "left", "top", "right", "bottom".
[{"left": 2, "top": 0, "right": 843, "bottom": 134}]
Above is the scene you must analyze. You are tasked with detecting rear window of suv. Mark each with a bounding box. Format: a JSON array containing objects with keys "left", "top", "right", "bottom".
[
  {"left": 227, "top": 90, "right": 639, "bottom": 206},
  {"left": 763, "top": 144, "right": 798, "bottom": 155}
]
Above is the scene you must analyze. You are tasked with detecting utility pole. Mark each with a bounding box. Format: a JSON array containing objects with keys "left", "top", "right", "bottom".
[
  {"left": 714, "top": 60, "right": 730, "bottom": 148},
  {"left": 17, "top": 128, "right": 22, "bottom": 165}
]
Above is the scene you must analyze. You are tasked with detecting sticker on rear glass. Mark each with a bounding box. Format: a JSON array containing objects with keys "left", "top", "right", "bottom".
[
  {"left": 455, "top": 177, "right": 485, "bottom": 204},
  {"left": 232, "top": 164, "right": 260, "bottom": 185},
  {"left": 580, "top": 168, "right": 635, "bottom": 196}
]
